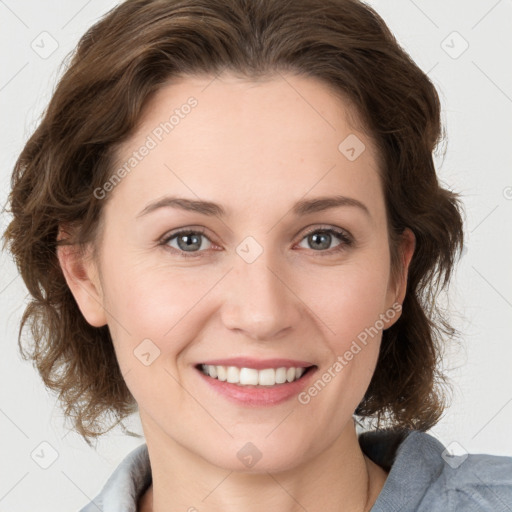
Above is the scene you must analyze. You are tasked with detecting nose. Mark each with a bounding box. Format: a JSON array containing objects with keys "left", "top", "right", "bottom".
[{"left": 220, "top": 249, "right": 303, "bottom": 341}]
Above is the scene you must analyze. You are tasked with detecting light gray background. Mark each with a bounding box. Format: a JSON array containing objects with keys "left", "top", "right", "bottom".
[{"left": 1, "top": 0, "right": 511, "bottom": 510}]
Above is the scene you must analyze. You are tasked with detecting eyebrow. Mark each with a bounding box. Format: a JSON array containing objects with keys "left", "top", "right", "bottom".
[{"left": 136, "top": 194, "right": 371, "bottom": 219}]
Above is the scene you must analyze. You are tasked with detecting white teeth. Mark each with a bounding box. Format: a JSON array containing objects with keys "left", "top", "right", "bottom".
[
  {"left": 200, "top": 364, "right": 309, "bottom": 386},
  {"left": 239, "top": 367, "right": 259, "bottom": 385},
  {"left": 258, "top": 368, "right": 275, "bottom": 386},
  {"left": 226, "top": 366, "right": 239, "bottom": 383},
  {"left": 275, "top": 367, "right": 287, "bottom": 384},
  {"left": 216, "top": 366, "right": 227, "bottom": 381}
]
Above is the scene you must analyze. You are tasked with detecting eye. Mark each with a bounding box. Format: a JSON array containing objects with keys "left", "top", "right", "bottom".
[
  {"left": 296, "top": 227, "right": 353, "bottom": 255},
  {"left": 159, "top": 226, "right": 354, "bottom": 258},
  {"left": 160, "top": 228, "right": 214, "bottom": 258}
]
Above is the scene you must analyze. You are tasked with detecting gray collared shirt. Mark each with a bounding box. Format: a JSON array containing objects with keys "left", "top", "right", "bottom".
[{"left": 79, "top": 429, "right": 512, "bottom": 511}]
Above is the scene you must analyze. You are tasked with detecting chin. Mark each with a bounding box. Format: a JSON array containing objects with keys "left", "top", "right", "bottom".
[{"left": 201, "top": 438, "right": 309, "bottom": 474}]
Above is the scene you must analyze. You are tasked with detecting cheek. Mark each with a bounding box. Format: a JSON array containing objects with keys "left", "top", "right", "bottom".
[
  {"left": 301, "top": 256, "right": 391, "bottom": 345},
  {"left": 100, "top": 265, "right": 200, "bottom": 412},
  {"left": 101, "top": 253, "right": 219, "bottom": 366}
]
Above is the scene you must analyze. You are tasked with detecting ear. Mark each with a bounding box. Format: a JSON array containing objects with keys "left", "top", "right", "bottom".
[
  {"left": 384, "top": 227, "right": 415, "bottom": 328},
  {"left": 56, "top": 227, "right": 108, "bottom": 328}
]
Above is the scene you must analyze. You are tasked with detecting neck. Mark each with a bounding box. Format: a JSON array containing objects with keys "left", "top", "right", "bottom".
[{"left": 138, "top": 418, "right": 388, "bottom": 512}]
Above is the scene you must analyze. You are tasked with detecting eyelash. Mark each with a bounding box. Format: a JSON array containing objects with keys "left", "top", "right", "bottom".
[{"left": 158, "top": 226, "right": 354, "bottom": 259}]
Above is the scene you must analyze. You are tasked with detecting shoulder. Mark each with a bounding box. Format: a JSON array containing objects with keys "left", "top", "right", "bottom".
[
  {"left": 435, "top": 449, "right": 512, "bottom": 510},
  {"left": 360, "top": 428, "right": 512, "bottom": 511},
  {"left": 401, "top": 430, "right": 512, "bottom": 511},
  {"left": 79, "top": 443, "right": 151, "bottom": 512}
]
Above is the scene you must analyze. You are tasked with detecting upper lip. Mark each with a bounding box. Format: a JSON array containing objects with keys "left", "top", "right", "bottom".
[{"left": 197, "top": 358, "right": 315, "bottom": 370}]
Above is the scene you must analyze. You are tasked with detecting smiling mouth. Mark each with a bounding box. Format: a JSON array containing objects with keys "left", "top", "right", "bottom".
[{"left": 195, "top": 364, "right": 316, "bottom": 387}]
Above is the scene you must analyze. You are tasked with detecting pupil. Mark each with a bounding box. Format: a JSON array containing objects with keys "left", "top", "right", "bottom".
[
  {"left": 179, "top": 234, "right": 200, "bottom": 251},
  {"left": 311, "top": 233, "right": 330, "bottom": 250}
]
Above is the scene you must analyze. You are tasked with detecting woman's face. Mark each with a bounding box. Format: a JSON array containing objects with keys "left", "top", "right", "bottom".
[{"left": 73, "top": 72, "right": 413, "bottom": 472}]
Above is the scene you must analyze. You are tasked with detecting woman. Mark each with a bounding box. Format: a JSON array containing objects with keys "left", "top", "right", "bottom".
[{"left": 3, "top": 0, "right": 512, "bottom": 510}]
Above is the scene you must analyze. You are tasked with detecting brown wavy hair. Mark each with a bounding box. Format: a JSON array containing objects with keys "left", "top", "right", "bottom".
[{"left": 2, "top": 0, "right": 464, "bottom": 444}]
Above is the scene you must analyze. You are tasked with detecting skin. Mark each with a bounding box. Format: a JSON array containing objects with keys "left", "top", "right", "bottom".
[{"left": 58, "top": 72, "right": 415, "bottom": 512}]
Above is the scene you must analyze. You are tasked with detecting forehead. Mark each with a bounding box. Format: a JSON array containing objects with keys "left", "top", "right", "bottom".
[{"left": 108, "top": 72, "right": 384, "bottom": 223}]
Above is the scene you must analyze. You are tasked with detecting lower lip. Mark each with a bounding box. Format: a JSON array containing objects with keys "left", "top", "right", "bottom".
[{"left": 195, "top": 366, "right": 317, "bottom": 407}]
